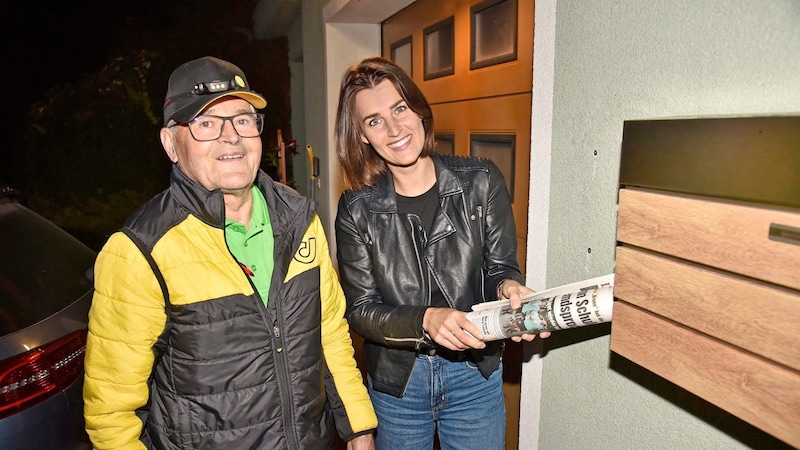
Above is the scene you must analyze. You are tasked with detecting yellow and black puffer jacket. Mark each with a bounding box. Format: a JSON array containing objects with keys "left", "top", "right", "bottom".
[{"left": 84, "top": 166, "right": 376, "bottom": 449}]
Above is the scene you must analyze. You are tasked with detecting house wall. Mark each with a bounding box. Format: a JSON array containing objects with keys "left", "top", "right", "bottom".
[
  {"left": 525, "top": 1, "right": 800, "bottom": 449},
  {"left": 287, "top": 12, "right": 308, "bottom": 197},
  {"left": 299, "top": 0, "right": 393, "bottom": 244},
  {"left": 299, "top": 0, "right": 330, "bottom": 217},
  {"left": 322, "top": 22, "right": 380, "bottom": 244},
  {"left": 293, "top": 0, "right": 800, "bottom": 448}
]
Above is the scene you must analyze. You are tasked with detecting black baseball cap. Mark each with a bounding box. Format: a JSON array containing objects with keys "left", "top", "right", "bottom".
[{"left": 162, "top": 56, "right": 267, "bottom": 126}]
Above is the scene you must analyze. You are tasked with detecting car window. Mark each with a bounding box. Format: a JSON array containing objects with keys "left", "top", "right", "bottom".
[{"left": 0, "top": 201, "right": 96, "bottom": 335}]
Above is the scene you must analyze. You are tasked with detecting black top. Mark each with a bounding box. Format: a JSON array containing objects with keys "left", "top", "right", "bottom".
[{"left": 397, "top": 182, "right": 447, "bottom": 308}]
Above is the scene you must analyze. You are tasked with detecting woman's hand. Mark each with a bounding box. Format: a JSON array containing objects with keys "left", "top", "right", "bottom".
[
  {"left": 422, "top": 307, "right": 486, "bottom": 351},
  {"left": 499, "top": 280, "right": 552, "bottom": 342}
]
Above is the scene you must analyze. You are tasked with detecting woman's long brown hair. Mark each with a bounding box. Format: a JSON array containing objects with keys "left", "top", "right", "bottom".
[{"left": 334, "top": 56, "right": 436, "bottom": 190}]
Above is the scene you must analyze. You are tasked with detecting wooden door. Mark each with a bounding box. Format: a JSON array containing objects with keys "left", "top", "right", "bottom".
[
  {"left": 382, "top": 1, "right": 534, "bottom": 448},
  {"left": 382, "top": 0, "right": 533, "bottom": 272}
]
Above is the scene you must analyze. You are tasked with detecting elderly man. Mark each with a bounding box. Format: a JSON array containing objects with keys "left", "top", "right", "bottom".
[{"left": 83, "top": 56, "right": 376, "bottom": 449}]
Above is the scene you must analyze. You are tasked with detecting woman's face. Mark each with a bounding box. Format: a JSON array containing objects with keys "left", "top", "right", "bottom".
[{"left": 355, "top": 79, "right": 425, "bottom": 169}]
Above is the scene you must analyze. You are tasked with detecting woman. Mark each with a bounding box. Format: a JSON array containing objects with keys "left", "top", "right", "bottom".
[{"left": 334, "top": 56, "right": 548, "bottom": 450}]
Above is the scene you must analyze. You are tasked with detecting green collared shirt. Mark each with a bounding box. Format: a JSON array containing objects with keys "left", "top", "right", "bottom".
[{"left": 225, "top": 186, "right": 274, "bottom": 307}]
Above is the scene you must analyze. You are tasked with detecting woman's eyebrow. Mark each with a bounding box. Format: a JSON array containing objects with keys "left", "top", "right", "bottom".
[{"left": 361, "top": 99, "right": 405, "bottom": 123}]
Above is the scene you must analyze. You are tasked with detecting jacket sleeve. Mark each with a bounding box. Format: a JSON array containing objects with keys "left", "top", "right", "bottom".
[
  {"left": 83, "top": 232, "right": 167, "bottom": 450},
  {"left": 334, "top": 193, "right": 429, "bottom": 348},
  {"left": 482, "top": 160, "right": 525, "bottom": 300},
  {"left": 312, "top": 216, "right": 378, "bottom": 439}
]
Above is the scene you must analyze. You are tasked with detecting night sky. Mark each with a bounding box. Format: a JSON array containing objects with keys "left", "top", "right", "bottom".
[
  {"left": 2, "top": 0, "right": 293, "bottom": 223},
  {"left": 2, "top": 1, "right": 164, "bottom": 172},
  {"left": 3, "top": 1, "right": 284, "bottom": 250}
]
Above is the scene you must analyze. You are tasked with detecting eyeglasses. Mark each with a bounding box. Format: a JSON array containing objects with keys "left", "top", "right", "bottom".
[{"left": 180, "top": 113, "right": 265, "bottom": 141}]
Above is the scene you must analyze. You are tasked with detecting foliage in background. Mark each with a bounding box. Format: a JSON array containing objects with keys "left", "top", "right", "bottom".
[{"left": 10, "top": 0, "right": 293, "bottom": 251}]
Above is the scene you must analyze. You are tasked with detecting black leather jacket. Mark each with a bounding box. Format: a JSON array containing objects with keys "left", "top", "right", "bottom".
[{"left": 335, "top": 154, "right": 524, "bottom": 397}]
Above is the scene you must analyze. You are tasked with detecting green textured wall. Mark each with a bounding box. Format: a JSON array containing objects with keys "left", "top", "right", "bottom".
[{"left": 529, "top": 1, "right": 800, "bottom": 449}]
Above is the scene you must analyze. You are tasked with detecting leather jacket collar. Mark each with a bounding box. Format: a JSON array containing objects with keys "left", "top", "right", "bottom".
[{"left": 368, "top": 154, "right": 464, "bottom": 211}]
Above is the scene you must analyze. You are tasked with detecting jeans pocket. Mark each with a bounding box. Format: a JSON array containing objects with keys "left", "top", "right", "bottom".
[{"left": 463, "top": 359, "right": 481, "bottom": 371}]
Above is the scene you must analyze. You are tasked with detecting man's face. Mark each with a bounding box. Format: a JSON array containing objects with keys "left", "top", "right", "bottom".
[{"left": 161, "top": 97, "right": 262, "bottom": 195}]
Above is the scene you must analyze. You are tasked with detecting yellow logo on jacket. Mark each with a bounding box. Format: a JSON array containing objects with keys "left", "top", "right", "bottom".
[{"left": 284, "top": 216, "right": 328, "bottom": 283}]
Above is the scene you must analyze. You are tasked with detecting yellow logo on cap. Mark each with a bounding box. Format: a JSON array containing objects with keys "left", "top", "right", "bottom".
[{"left": 234, "top": 75, "right": 245, "bottom": 88}]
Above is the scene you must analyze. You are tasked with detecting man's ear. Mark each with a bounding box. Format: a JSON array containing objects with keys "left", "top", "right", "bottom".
[{"left": 160, "top": 127, "right": 179, "bottom": 163}]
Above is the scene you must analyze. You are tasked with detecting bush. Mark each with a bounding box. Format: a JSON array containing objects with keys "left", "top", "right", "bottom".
[{"left": 10, "top": 2, "right": 292, "bottom": 249}]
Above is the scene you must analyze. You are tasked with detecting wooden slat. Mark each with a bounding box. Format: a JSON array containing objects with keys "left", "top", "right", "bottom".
[
  {"left": 615, "top": 246, "right": 800, "bottom": 371},
  {"left": 617, "top": 188, "right": 800, "bottom": 290},
  {"left": 610, "top": 303, "right": 800, "bottom": 448}
]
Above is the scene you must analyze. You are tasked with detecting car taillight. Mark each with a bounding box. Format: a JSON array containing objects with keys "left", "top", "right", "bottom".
[{"left": 0, "top": 329, "right": 87, "bottom": 419}]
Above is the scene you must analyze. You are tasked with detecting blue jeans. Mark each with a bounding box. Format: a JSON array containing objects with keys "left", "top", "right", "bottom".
[{"left": 368, "top": 355, "right": 505, "bottom": 450}]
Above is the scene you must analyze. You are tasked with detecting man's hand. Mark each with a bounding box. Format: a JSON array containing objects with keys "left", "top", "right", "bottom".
[
  {"left": 347, "top": 433, "right": 375, "bottom": 450},
  {"left": 500, "top": 280, "right": 552, "bottom": 342}
]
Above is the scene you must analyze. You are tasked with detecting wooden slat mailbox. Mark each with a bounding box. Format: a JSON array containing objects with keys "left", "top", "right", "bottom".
[{"left": 610, "top": 116, "right": 800, "bottom": 448}]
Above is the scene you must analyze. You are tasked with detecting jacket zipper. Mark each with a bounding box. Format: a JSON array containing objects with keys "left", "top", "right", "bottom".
[
  {"left": 475, "top": 204, "right": 487, "bottom": 302},
  {"left": 269, "top": 277, "right": 300, "bottom": 450},
  {"left": 400, "top": 215, "right": 428, "bottom": 397},
  {"left": 237, "top": 254, "right": 300, "bottom": 450}
]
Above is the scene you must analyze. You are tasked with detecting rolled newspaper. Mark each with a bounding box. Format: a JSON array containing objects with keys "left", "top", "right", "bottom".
[{"left": 465, "top": 274, "right": 614, "bottom": 341}]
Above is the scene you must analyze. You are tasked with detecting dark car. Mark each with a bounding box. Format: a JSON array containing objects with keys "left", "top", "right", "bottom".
[{"left": 0, "top": 185, "right": 94, "bottom": 449}]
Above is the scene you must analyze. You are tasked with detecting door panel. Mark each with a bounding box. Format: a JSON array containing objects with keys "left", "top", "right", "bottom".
[
  {"left": 382, "top": 0, "right": 533, "bottom": 102},
  {"left": 382, "top": 2, "right": 534, "bottom": 448},
  {"left": 432, "top": 93, "right": 531, "bottom": 271},
  {"left": 383, "top": 0, "right": 533, "bottom": 272}
]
